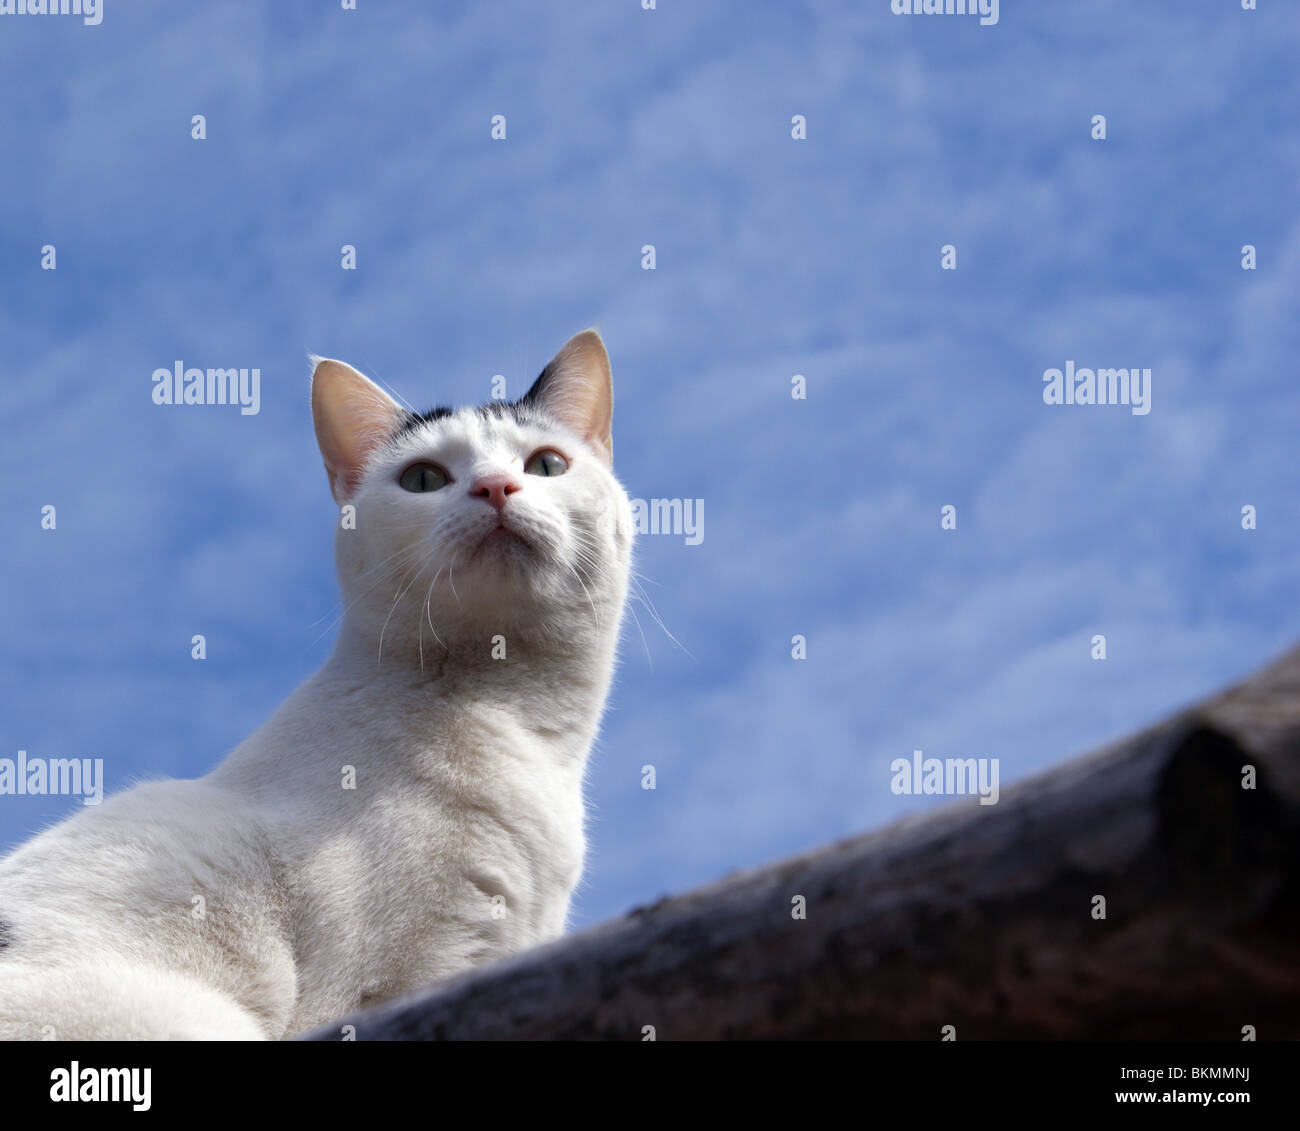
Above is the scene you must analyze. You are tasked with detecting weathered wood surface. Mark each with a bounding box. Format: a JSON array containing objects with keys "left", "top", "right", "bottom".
[{"left": 302, "top": 645, "right": 1300, "bottom": 1040}]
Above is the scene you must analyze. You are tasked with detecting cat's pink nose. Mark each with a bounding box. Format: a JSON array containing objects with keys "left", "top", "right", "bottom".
[{"left": 469, "top": 473, "right": 522, "bottom": 512}]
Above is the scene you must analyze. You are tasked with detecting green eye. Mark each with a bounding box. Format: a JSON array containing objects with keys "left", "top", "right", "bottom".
[
  {"left": 524, "top": 449, "right": 568, "bottom": 477},
  {"left": 398, "top": 462, "right": 449, "bottom": 493}
]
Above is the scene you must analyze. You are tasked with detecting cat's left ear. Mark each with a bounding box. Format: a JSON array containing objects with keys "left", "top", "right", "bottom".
[
  {"left": 520, "top": 329, "right": 614, "bottom": 465},
  {"left": 310, "top": 356, "right": 404, "bottom": 503}
]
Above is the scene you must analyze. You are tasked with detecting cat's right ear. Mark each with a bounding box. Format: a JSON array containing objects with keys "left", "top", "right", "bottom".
[{"left": 310, "top": 356, "right": 404, "bottom": 503}]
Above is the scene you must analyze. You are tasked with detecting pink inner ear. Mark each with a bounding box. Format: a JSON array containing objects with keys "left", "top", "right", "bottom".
[
  {"left": 536, "top": 331, "right": 614, "bottom": 463},
  {"left": 311, "top": 359, "right": 403, "bottom": 502}
]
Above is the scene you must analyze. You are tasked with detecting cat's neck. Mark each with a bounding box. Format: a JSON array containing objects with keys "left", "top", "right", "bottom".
[
  {"left": 210, "top": 609, "right": 615, "bottom": 799},
  {"left": 326, "top": 606, "right": 614, "bottom": 694}
]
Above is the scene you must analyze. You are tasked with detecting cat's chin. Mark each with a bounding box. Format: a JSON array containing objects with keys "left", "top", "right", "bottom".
[{"left": 467, "top": 525, "right": 534, "bottom": 566}]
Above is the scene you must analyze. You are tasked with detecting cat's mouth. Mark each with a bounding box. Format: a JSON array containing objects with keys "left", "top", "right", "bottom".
[{"left": 471, "top": 522, "right": 532, "bottom": 561}]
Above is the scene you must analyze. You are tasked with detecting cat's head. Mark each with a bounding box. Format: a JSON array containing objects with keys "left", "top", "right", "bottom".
[{"left": 310, "top": 330, "right": 632, "bottom": 663}]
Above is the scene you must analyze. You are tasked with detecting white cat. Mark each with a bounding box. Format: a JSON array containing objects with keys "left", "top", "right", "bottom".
[{"left": 0, "top": 330, "right": 632, "bottom": 1039}]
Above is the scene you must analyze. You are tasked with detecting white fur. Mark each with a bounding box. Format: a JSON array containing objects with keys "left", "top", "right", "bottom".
[{"left": 0, "top": 352, "right": 632, "bottom": 1039}]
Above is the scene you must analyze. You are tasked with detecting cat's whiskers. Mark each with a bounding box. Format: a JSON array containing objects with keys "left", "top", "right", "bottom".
[
  {"left": 628, "top": 572, "right": 691, "bottom": 658},
  {"left": 567, "top": 530, "right": 610, "bottom": 579},
  {"left": 417, "top": 564, "right": 448, "bottom": 674},
  {"left": 302, "top": 543, "right": 426, "bottom": 653},
  {"left": 625, "top": 598, "right": 653, "bottom": 667},
  {"left": 561, "top": 557, "right": 602, "bottom": 631},
  {"left": 447, "top": 556, "right": 462, "bottom": 610},
  {"left": 562, "top": 530, "right": 677, "bottom": 664},
  {"left": 356, "top": 361, "right": 418, "bottom": 416},
  {"left": 377, "top": 556, "right": 431, "bottom": 666},
  {"left": 304, "top": 541, "right": 422, "bottom": 630}
]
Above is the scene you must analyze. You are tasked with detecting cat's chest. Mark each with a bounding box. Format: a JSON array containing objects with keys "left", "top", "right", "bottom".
[
  {"left": 377, "top": 731, "right": 586, "bottom": 915},
  {"left": 285, "top": 725, "right": 586, "bottom": 1002}
]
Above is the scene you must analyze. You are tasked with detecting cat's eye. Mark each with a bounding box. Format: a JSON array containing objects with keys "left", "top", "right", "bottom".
[
  {"left": 398, "top": 462, "right": 450, "bottom": 493},
  {"left": 524, "top": 449, "right": 568, "bottom": 477}
]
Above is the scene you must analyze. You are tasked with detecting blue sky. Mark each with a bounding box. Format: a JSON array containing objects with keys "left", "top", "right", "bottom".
[{"left": 1, "top": 0, "right": 1298, "bottom": 928}]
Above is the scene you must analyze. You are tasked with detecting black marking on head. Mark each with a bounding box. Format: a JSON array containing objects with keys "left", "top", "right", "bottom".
[
  {"left": 506, "top": 361, "right": 573, "bottom": 432},
  {"left": 390, "top": 363, "right": 560, "bottom": 439},
  {"left": 394, "top": 406, "right": 455, "bottom": 437},
  {"left": 475, "top": 401, "right": 524, "bottom": 422},
  {"left": 518, "top": 358, "right": 558, "bottom": 411},
  {"left": 0, "top": 917, "right": 12, "bottom": 950}
]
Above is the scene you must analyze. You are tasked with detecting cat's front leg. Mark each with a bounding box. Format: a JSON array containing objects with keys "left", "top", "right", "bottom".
[{"left": 0, "top": 960, "right": 273, "bottom": 1041}]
